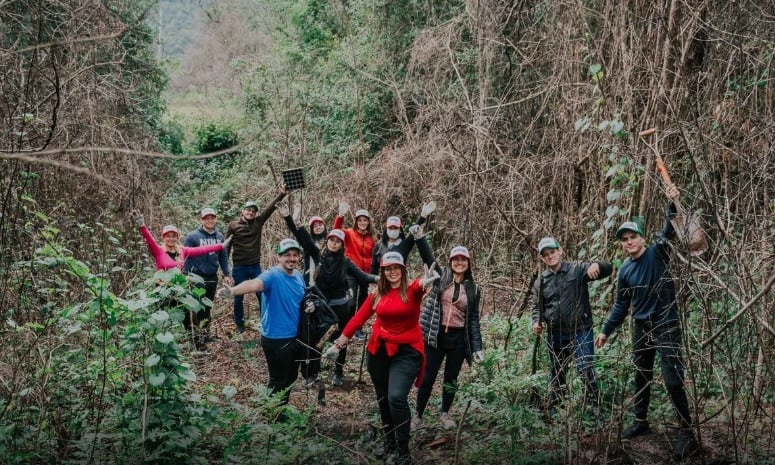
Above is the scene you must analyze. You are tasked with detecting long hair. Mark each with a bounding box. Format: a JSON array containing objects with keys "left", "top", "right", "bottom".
[{"left": 372, "top": 266, "right": 408, "bottom": 309}]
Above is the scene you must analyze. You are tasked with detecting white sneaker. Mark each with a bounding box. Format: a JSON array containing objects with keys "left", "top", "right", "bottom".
[
  {"left": 439, "top": 412, "right": 456, "bottom": 430},
  {"left": 411, "top": 415, "right": 423, "bottom": 430}
]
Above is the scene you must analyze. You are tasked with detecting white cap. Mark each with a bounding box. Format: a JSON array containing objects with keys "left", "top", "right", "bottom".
[{"left": 380, "top": 251, "right": 405, "bottom": 267}]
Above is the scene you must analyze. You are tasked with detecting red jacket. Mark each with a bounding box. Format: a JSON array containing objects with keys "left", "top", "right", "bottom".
[
  {"left": 343, "top": 279, "right": 426, "bottom": 386},
  {"left": 333, "top": 215, "right": 375, "bottom": 272}
]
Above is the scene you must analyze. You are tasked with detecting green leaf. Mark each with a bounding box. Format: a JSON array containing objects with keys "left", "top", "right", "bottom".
[
  {"left": 148, "top": 372, "right": 167, "bottom": 386},
  {"left": 605, "top": 205, "right": 619, "bottom": 218},
  {"left": 222, "top": 385, "right": 237, "bottom": 400},
  {"left": 145, "top": 353, "right": 161, "bottom": 367},
  {"left": 156, "top": 332, "right": 174, "bottom": 344},
  {"left": 606, "top": 190, "right": 621, "bottom": 201}
]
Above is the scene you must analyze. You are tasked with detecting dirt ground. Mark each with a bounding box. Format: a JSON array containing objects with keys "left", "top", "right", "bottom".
[{"left": 187, "top": 300, "right": 755, "bottom": 465}]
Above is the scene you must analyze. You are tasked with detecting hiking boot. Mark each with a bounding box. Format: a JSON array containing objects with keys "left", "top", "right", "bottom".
[
  {"left": 622, "top": 420, "right": 650, "bottom": 439},
  {"left": 396, "top": 451, "right": 412, "bottom": 465},
  {"left": 411, "top": 414, "right": 423, "bottom": 430},
  {"left": 439, "top": 412, "right": 456, "bottom": 430},
  {"left": 235, "top": 324, "right": 245, "bottom": 334},
  {"left": 332, "top": 373, "right": 344, "bottom": 387},
  {"left": 673, "top": 429, "right": 699, "bottom": 460},
  {"left": 374, "top": 439, "right": 396, "bottom": 459}
]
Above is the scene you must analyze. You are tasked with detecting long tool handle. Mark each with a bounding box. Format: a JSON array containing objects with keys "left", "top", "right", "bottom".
[{"left": 655, "top": 155, "right": 675, "bottom": 188}]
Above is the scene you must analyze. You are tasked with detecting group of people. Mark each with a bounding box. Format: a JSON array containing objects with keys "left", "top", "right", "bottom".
[{"left": 131, "top": 182, "right": 699, "bottom": 463}]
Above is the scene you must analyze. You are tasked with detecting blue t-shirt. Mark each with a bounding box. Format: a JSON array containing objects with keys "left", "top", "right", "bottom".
[{"left": 259, "top": 266, "right": 305, "bottom": 339}]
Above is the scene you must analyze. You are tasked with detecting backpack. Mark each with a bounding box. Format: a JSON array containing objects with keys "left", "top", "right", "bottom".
[{"left": 298, "top": 285, "right": 339, "bottom": 351}]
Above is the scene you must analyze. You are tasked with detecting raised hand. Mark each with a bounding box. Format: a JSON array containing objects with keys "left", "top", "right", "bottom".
[
  {"left": 130, "top": 210, "right": 145, "bottom": 228},
  {"left": 420, "top": 263, "right": 440, "bottom": 288},
  {"left": 338, "top": 200, "right": 349, "bottom": 217},
  {"left": 277, "top": 200, "right": 290, "bottom": 217},
  {"left": 421, "top": 200, "right": 437, "bottom": 217}
]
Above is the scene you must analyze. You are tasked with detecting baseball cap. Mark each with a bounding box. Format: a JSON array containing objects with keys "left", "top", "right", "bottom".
[
  {"left": 327, "top": 229, "right": 345, "bottom": 242},
  {"left": 354, "top": 209, "right": 371, "bottom": 219},
  {"left": 276, "top": 238, "right": 301, "bottom": 254},
  {"left": 244, "top": 201, "right": 258, "bottom": 210},
  {"left": 308, "top": 216, "right": 324, "bottom": 228},
  {"left": 380, "top": 251, "right": 405, "bottom": 268},
  {"left": 161, "top": 225, "right": 179, "bottom": 236},
  {"left": 449, "top": 245, "right": 470, "bottom": 259},
  {"left": 537, "top": 237, "right": 560, "bottom": 254},
  {"left": 200, "top": 207, "right": 217, "bottom": 218},
  {"left": 386, "top": 216, "right": 402, "bottom": 228},
  {"left": 616, "top": 221, "right": 644, "bottom": 239}
]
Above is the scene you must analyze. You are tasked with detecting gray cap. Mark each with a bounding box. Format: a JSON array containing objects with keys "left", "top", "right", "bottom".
[
  {"left": 244, "top": 201, "right": 258, "bottom": 210},
  {"left": 615, "top": 221, "right": 644, "bottom": 239},
  {"left": 537, "top": 237, "right": 560, "bottom": 254},
  {"left": 200, "top": 207, "right": 217, "bottom": 218},
  {"left": 276, "top": 238, "right": 301, "bottom": 254}
]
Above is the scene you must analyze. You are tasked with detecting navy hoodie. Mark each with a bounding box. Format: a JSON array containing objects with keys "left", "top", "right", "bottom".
[{"left": 183, "top": 227, "right": 230, "bottom": 278}]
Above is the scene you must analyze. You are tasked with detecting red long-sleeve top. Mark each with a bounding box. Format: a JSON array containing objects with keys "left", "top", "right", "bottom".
[
  {"left": 342, "top": 278, "right": 426, "bottom": 386},
  {"left": 138, "top": 225, "right": 223, "bottom": 271},
  {"left": 333, "top": 215, "right": 375, "bottom": 272}
]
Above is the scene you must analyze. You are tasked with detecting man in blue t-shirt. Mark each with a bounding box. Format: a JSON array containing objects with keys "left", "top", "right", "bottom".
[
  {"left": 218, "top": 238, "right": 305, "bottom": 414},
  {"left": 595, "top": 185, "right": 699, "bottom": 460}
]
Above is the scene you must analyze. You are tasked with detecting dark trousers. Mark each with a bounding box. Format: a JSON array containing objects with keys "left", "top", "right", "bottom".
[
  {"left": 232, "top": 264, "right": 262, "bottom": 327},
  {"left": 346, "top": 276, "right": 369, "bottom": 315},
  {"left": 193, "top": 276, "right": 218, "bottom": 329},
  {"left": 261, "top": 336, "right": 300, "bottom": 405},
  {"left": 546, "top": 328, "right": 599, "bottom": 407},
  {"left": 331, "top": 302, "right": 353, "bottom": 376},
  {"left": 416, "top": 328, "right": 466, "bottom": 417},
  {"left": 367, "top": 343, "right": 422, "bottom": 454},
  {"left": 632, "top": 321, "right": 692, "bottom": 429}
]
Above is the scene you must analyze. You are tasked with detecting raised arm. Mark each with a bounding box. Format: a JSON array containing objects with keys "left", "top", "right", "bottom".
[
  {"left": 257, "top": 185, "right": 288, "bottom": 222},
  {"left": 346, "top": 258, "right": 378, "bottom": 285}
]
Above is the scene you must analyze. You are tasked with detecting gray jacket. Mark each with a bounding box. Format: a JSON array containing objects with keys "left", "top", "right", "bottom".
[
  {"left": 531, "top": 260, "right": 612, "bottom": 334},
  {"left": 419, "top": 267, "right": 483, "bottom": 364}
]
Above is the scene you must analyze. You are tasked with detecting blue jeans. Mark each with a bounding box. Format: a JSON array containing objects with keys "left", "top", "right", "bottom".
[
  {"left": 232, "top": 264, "right": 262, "bottom": 327},
  {"left": 546, "top": 328, "right": 599, "bottom": 407}
]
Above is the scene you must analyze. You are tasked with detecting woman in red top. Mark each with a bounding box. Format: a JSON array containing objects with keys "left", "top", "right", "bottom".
[
  {"left": 333, "top": 200, "right": 376, "bottom": 337},
  {"left": 329, "top": 251, "right": 438, "bottom": 465}
]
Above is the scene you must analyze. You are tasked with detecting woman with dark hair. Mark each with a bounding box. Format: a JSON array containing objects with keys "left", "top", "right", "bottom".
[
  {"left": 326, "top": 247, "right": 439, "bottom": 465},
  {"left": 414, "top": 245, "right": 483, "bottom": 430},
  {"left": 279, "top": 202, "right": 377, "bottom": 396}
]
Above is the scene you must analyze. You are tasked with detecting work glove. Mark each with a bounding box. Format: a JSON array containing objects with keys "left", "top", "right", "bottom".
[
  {"left": 222, "top": 235, "right": 233, "bottom": 249},
  {"left": 277, "top": 200, "right": 290, "bottom": 217},
  {"left": 304, "top": 300, "right": 316, "bottom": 313},
  {"left": 338, "top": 200, "right": 349, "bottom": 217},
  {"left": 421, "top": 200, "right": 437, "bottom": 218},
  {"left": 474, "top": 351, "right": 484, "bottom": 363},
  {"left": 408, "top": 224, "right": 425, "bottom": 239},
  {"left": 323, "top": 344, "right": 340, "bottom": 361},
  {"left": 292, "top": 202, "right": 302, "bottom": 224},
  {"left": 346, "top": 288, "right": 354, "bottom": 300},
  {"left": 130, "top": 210, "right": 145, "bottom": 228},
  {"left": 420, "top": 264, "right": 440, "bottom": 288},
  {"left": 216, "top": 286, "right": 233, "bottom": 300}
]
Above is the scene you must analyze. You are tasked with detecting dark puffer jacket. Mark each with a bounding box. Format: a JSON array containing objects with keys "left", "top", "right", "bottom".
[{"left": 419, "top": 267, "right": 483, "bottom": 364}]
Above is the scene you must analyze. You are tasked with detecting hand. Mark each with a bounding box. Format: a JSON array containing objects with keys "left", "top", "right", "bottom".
[
  {"left": 532, "top": 322, "right": 543, "bottom": 335},
  {"left": 277, "top": 200, "right": 290, "bottom": 217},
  {"left": 216, "top": 286, "right": 233, "bottom": 300},
  {"left": 346, "top": 288, "right": 354, "bottom": 300},
  {"left": 408, "top": 224, "right": 425, "bottom": 239},
  {"left": 594, "top": 333, "right": 608, "bottom": 349},
  {"left": 420, "top": 264, "right": 440, "bottom": 288},
  {"left": 338, "top": 200, "right": 349, "bottom": 217},
  {"left": 587, "top": 262, "right": 600, "bottom": 279},
  {"left": 474, "top": 351, "right": 484, "bottom": 363},
  {"left": 323, "top": 344, "right": 340, "bottom": 361},
  {"left": 222, "top": 235, "right": 233, "bottom": 249},
  {"left": 130, "top": 210, "right": 145, "bottom": 228},
  {"left": 421, "top": 200, "right": 437, "bottom": 217},
  {"left": 304, "top": 300, "right": 316, "bottom": 313},
  {"left": 223, "top": 276, "right": 234, "bottom": 287},
  {"left": 292, "top": 202, "right": 302, "bottom": 224}
]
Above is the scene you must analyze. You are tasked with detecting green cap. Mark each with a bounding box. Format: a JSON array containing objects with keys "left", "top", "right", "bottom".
[
  {"left": 537, "top": 237, "right": 560, "bottom": 254},
  {"left": 276, "top": 238, "right": 301, "bottom": 254},
  {"left": 616, "top": 221, "right": 644, "bottom": 239}
]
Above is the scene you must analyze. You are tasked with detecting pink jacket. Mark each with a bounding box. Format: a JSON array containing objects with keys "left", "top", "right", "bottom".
[{"left": 139, "top": 225, "right": 223, "bottom": 271}]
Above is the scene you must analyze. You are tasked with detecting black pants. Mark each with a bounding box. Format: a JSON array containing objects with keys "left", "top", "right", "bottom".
[
  {"left": 331, "top": 302, "right": 353, "bottom": 376},
  {"left": 261, "top": 336, "right": 300, "bottom": 405},
  {"left": 193, "top": 276, "right": 218, "bottom": 329},
  {"left": 632, "top": 320, "right": 692, "bottom": 429},
  {"left": 367, "top": 343, "right": 422, "bottom": 454},
  {"left": 416, "top": 328, "right": 466, "bottom": 417},
  {"left": 346, "top": 276, "right": 369, "bottom": 315}
]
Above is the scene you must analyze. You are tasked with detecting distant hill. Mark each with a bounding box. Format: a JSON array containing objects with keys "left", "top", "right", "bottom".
[{"left": 157, "top": 0, "right": 209, "bottom": 59}]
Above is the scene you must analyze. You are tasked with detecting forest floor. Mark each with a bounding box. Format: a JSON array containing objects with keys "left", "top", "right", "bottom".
[{"left": 185, "top": 297, "right": 750, "bottom": 465}]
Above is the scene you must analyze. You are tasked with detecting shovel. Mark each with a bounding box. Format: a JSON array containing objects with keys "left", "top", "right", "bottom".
[{"left": 639, "top": 128, "right": 708, "bottom": 256}]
